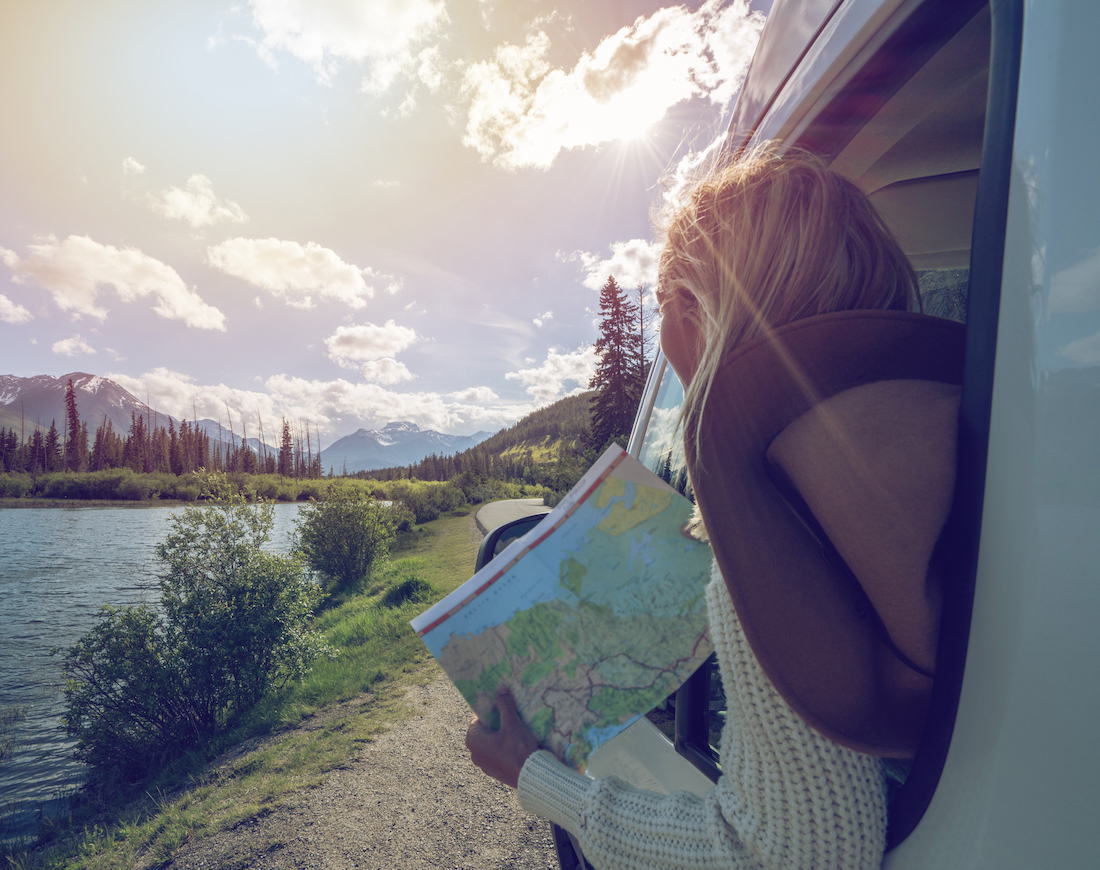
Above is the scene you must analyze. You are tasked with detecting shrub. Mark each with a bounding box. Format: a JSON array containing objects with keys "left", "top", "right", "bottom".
[
  {"left": 294, "top": 488, "right": 397, "bottom": 592},
  {"left": 0, "top": 473, "right": 31, "bottom": 498},
  {"left": 380, "top": 576, "right": 436, "bottom": 608},
  {"left": 59, "top": 473, "right": 329, "bottom": 780}
]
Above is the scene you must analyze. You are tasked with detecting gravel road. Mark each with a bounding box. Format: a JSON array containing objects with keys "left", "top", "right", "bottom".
[{"left": 165, "top": 671, "right": 558, "bottom": 870}]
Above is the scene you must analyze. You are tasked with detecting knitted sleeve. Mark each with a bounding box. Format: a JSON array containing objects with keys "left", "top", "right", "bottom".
[{"left": 517, "top": 569, "right": 888, "bottom": 870}]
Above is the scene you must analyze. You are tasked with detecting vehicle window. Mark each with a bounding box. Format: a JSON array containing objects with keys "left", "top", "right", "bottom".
[
  {"left": 636, "top": 365, "right": 728, "bottom": 771},
  {"left": 636, "top": 364, "right": 691, "bottom": 499}
]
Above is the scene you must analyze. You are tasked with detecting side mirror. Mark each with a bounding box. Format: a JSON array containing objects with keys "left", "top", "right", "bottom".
[{"left": 475, "top": 514, "right": 548, "bottom": 571}]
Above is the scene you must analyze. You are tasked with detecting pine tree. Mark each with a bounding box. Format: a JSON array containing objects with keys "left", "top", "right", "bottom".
[
  {"left": 588, "top": 276, "right": 644, "bottom": 450},
  {"left": 64, "top": 379, "right": 84, "bottom": 472},
  {"left": 278, "top": 420, "right": 293, "bottom": 477},
  {"left": 44, "top": 420, "right": 62, "bottom": 472}
]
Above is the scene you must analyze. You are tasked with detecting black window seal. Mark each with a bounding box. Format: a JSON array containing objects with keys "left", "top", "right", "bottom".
[{"left": 885, "top": 0, "right": 1023, "bottom": 848}]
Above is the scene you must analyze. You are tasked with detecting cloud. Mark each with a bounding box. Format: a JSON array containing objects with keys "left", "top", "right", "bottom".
[
  {"left": 247, "top": 0, "right": 448, "bottom": 90},
  {"left": 105, "top": 367, "right": 489, "bottom": 444},
  {"left": 359, "top": 358, "right": 415, "bottom": 384},
  {"left": 0, "top": 291, "right": 32, "bottom": 324},
  {"left": 1, "top": 235, "right": 226, "bottom": 330},
  {"left": 263, "top": 373, "right": 524, "bottom": 435},
  {"left": 461, "top": 0, "right": 763, "bottom": 169},
  {"left": 152, "top": 175, "right": 249, "bottom": 228},
  {"left": 416, "top": 45, "right": 445, "bottom": 91},
  {"left": 108, "top": 367, "right": 283, "bottom": 429},
  {"left": 207, "top": 238, "right": 399, "bottom": 308},
  {"left": 533, "top": 309, "right": 553, "bottom": 327},
  {"left": 122, "top": 156, "right": 146, "bottom": 175},
  {"left": 452, "top": 386, "right": 499, "bottom": 402},
  {"left": 52, "top": 334, "right": 96, "bottom": 356},
  {"left": 1050, "top": 247, "right": 1100, "bottom": 313},
  {"left": 1057, "top": 331, "right": 1100, "bottom": 365},
  {"left": 568, "top": 238, "right": 661, "bottom": 291},
  {"left": 505, "top": 345, "right": 597, "bottom": 402},
  {"left": 324, "top": 320, "right": 418, "bottom": 368}
]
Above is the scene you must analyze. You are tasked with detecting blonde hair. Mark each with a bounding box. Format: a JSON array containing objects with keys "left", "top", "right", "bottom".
[{"left": 657, "top": 143, "right": 919, "bottom": 461}]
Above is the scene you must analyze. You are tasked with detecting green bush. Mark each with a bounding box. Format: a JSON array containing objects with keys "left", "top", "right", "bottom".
[
  {"left": 294, "top": 488, "right": 397, "bottom": 592},
  {"left": 380, "top": 576, "right": 435, "bottom": 608},
  {"left": 0, "top": 473, "right": 31, "bottom": 498},
  {"left": 59, "top": 473, "right": 330, "bottom": 780}
]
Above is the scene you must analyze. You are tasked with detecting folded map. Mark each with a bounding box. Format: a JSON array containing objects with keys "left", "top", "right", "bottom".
[{"left": 411, "top": 443, "right": 714, "bottom": 772}]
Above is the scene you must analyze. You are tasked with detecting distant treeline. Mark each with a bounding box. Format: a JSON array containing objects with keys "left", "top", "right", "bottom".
[
  {"left": 0, "top": 379, "right": 324, "bottom": 479},
  {"left": 0, "top": 384, "right": 606, "bottom": 506}
]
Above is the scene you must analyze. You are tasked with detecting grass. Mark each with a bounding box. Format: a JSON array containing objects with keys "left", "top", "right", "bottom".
[{"left": 1, "top": 508, "right": 481, "bottom": 870}]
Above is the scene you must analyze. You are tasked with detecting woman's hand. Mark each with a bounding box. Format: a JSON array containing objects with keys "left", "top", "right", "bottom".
[{"left": 465, "top": 686, "right": 540, "bottom": 789}]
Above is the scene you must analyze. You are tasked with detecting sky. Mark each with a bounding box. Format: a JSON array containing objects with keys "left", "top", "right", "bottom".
[{"left": 0, "top": 0, "right": 767, "bottom": 446}]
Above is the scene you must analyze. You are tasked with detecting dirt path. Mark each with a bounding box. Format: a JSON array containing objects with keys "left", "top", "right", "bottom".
[{"left": 165, "top": 672, "right": 558, "bottom": 870}]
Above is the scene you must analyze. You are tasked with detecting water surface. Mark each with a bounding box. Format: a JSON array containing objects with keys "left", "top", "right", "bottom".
[{"left": 0, "top": 502, "right": 301, "bottom": 840}]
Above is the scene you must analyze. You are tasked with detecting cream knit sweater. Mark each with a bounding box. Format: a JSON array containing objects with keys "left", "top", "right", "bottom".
[{"left": 517, "top": 567, "right": 888, "bottom": 870}]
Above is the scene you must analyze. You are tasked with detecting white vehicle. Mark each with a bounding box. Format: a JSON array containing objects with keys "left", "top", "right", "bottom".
[{"left": 481, "top": 0, "right": 1100, "bottom": 865}]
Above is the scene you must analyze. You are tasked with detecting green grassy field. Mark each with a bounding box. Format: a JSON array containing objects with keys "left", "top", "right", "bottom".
[{"left": 2, "top": 509, "right": 481, "bottom": 870}]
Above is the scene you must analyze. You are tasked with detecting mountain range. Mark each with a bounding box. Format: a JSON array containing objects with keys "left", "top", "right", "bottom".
[
  {"left": 0, "top": 372, "right": 157, "bottom": 437},
  {"left": 0, "top": 372, "right": 496, "bottom": 470},
  {"left": 318, "top": 421, "right": 494, "bottom": 473}
]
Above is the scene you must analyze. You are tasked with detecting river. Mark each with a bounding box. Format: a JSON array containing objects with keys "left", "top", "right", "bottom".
[{"left": 0, "top": 502, "right": 302, "bottom": 842}]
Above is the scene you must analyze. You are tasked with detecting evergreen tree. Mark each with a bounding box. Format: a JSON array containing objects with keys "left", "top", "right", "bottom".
[
  {"left": 124, "top": 412, "right": 147, "bottom": 473},
  {"left": 588, "top": 276, "right": 644, "bottom": 449},
  {"left": 278, "top": 419, "right": 293, "bottom": 477},
  {"left": 169, "top": 419, "right": 182, "bottom": 475},
  {"left": 29, "top": 428, "right": 45, "bottom": 475},
  {"left": 44, "top": 420, "right": 62, "bottom": 472},
  {"left": 64, "top": 379, "right": 86, "bottom": 472}
]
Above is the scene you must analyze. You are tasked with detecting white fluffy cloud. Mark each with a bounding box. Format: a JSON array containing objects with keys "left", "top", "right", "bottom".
[
  {"left": 1, "top": 235, "right": 226, "bottom": 330},
  {"left": 0, "top": 291, "right": 32, "bottom": 324},
  {"left": 247, "top": 0, "right": 447, "bottom": 90},
  {"left": 533, "top": 310, "right": 553, "bottom": 327},
  {"left": 462, "top": 0, "right": 763, "bottom": 169},
  {"left": 1058, "top": 331, "right": 1100, "bottom": 365},
  {"left": 100, "top": 367, "right": 528, "bottom": 441},
  {"left": 208, "top": 238, "right": 398, "bottom": 308},
  {"left": 324, "top": 320, "right": 418, "bottom": 366},
  {"left": 1050, "top": 247, "right": 1100, "bottom": 313},
  {"left": 505, "top": 345, "right": 597, "bottom": 402},
  {"left": 52, "top": 334, "right": 96, "bottom": 356},
  {"left": 108, "top": 367, "right": 282, "bottom": 430},
  {"left": 122, "top": 156, "right": 146, "bottom": 175},
  {"left": 359, "top": 358, "right": 415, "bottom": 384},
  {"left": 263, "top": 374, "right": 522, "bottom": 435},
  {"left": 452, "top": 385, "right": 499, "bottom": 402},
  {"left": 569, "top": 238, "right": 661, "bottom": 292},
  {"left": 152, "top": 175, "right": 248, "bottom": 228}
]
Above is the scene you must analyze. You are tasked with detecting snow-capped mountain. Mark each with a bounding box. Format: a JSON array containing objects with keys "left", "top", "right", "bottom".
[
  {"left": 0, "top": 372, "right": 159, "bottom": 435},
  {"left": 319, "top": 421, "right": 494, "bottom": 473}
]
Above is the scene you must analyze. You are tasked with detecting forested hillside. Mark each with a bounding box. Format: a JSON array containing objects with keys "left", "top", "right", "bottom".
[{"left": 358, "top": 391, "right": 597, "bottom": 498}]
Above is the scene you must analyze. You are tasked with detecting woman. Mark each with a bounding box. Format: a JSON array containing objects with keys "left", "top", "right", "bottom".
[{"left": 466, "top": 144, "right": 961, "bottom": 869}]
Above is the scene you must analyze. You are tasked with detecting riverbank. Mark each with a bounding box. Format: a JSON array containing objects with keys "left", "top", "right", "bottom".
[
  {"left": 1, "top": 508, "right": 514, "bottom": 869},
  {"left": 0, "top": 497, "right": 198, "bottom": 508}
]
